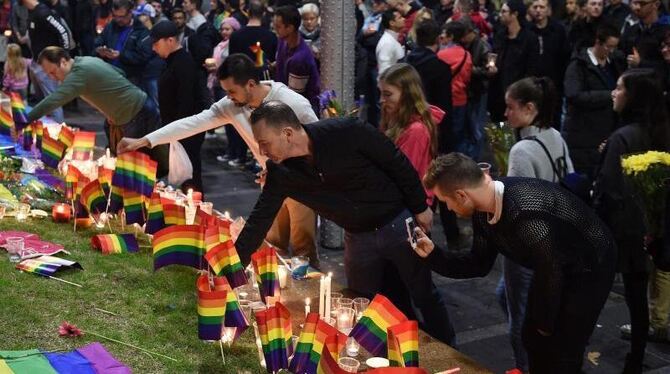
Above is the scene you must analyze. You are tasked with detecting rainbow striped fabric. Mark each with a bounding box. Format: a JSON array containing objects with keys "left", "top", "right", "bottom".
[
  {"left": 251, "top": 245, "right": 280, "bottom": 302},
  {"left": 108, "top": 185, "right": 124, "bottom": 214},
  {"left": 212, "top": 275, "right": 249, "bottom": 342},
  {"left": 111, "top": 151, "right": 157, "bottom": 197},
  {"left": 349, "top": 294, "right": 408, "bottom": 357},
  {"left": 194, "top": 207, "right": 217, "bottom": 227},
  {"left": 289, "top": 312, "right": 320, "bottom": 374},
  {"left": 9, "top": 91, "right": 28, "bottom": 125},
  {"left": 0, "top": 105, "right": 13, "bottom": 135},
  {"left": 145, "top": 192, "right": 165, "bottom": 235},
  {"left": 41, "top": 132, "right": 66, "bottom": 168},
  {"left": 79, "top": 180, "right": 107, "bottom": 214},
  {"left": 317, "top": 333, "right": 348, "bottom": 374},
  {"left": 387, "top": 320, "right": 419, "bottom": 367},
  {"left": 72, "top": 131, "right": 96, "bottom": 161},
  {"left": 255, "top": 302, "right": 293, "bottom": 372},
  {"left": 22, "top": 125, "right": 32, "bottom": 150},
  {"left": 306, "top": 318, "right": 343, "bottom": 374},
  {"left": 196, "top": 274, "right": 227, "bottom": 340},
  {"left": 33, "top": 120, "right": 43, "bottom": 149},
  {"left": 152, "top": 224, "right": 206, "bottom": 270},
  {"left": 205, "top": 239, "right": 247, "bottom": 289},
  {"left": 163, "top": 203, "right": 185, "bottom": 226},
  {"left": 122, "top": 189, "right": 145, "bottom": 225},
  {"left": 15, "top": 255, "right": 82, "bottom": 277},
  {"left": 91, "top": 234, "right": 139, "bottom": 254},
  {"left": 65, "top": 166, "right": 83, "bottom": 200},
  {"left": 58, "top": 125, "right": 75, "bottom": 148},
  {"left": 98, "top": 166, "right": 114, "bottom": 193},
  {"left": 0, "top": 343, "right": 131, "bottom": 374}
]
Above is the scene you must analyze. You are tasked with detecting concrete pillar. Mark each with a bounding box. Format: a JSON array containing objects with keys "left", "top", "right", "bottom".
[{"left": 320, "top": 0, "right": 356, "bottom": 111}]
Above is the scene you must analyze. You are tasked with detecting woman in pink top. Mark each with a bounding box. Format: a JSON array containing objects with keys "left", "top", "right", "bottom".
[{"left": 379, "top": 63, "right": 444, "bottom": 206}]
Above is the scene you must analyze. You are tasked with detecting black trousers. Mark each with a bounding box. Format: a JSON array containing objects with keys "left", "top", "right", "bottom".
[
  {"left": 522, "top": 250, "right": 616, "bottom": 373},
  {"left": 623, "top": 271, "right": 649, "bottom": 363}
]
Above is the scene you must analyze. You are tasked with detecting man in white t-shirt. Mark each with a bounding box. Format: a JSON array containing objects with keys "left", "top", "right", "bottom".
[
  {"left": 117, "top": 53, "right": 320, "bottom": 266},
  {"left": 376, "top": 8, "right": 405, "bottom": 76},
  {"left": 183, "top": 0, "right": 206, "bottom": 31}
]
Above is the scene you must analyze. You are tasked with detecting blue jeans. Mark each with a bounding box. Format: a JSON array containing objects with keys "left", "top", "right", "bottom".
[
  {"left": 141, "top": 78, "right": 159, "bottom": 112},
  {"left": 466, "top": 94, "right": 488, "bottom": 160},
  {"left": 496, "top": 257, "right": 533, "bottom": 371},
  {"left": 344, "top": 210, "right": 456, "bottom": 346},
  {"left": 30, "top": 62, "right": 64, "bottom": 122}
]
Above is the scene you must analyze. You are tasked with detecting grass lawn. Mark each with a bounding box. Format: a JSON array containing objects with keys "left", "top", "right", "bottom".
[{"left": 0, "top": 217, "right": 263, "bottom": 373}]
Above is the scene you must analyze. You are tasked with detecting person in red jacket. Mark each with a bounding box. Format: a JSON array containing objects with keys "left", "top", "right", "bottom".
[{"left": 379, "top": 62, "right": 443, "bottom": 206}]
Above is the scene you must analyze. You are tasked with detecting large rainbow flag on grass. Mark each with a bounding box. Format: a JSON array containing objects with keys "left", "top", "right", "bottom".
[
  {"left": 9, "top": 91, "right": 28, "bottom": 127},
  {"left": 152, "top": 224, "right": 206, "bottom": 270},
  {"left": 255, "top": 302, "right": 293, "bottom": 372},
  {"left": 349, "top": 294, "right": 408, "bottom": 357},
  {"left": 196, "top": 274, "right": 227, "bottom": 340},
  {"left": 289, "top": 312, "right": 320, "bottom": 374},
  {"left": 0, "top": 343, "right": 130, "bottom": 373},
  {"left": 213, "top": 275, "right": 249, "bottom": 342},
  {"left": 91, "top": 234, "right": 139, "bottom": 254},
  {"left": 205, "top": 239, "right": 247, "bottom": 288},
  {"left": 122, "top": 189, "right": 144, "bottom": 225},
  {"left": 387, "top": 320, "right": 419, "bottom": 367},
  {"left": 41, "top": 133, "right": 66, "bottom": 168},
  {"left": 80, "top": 180, "right": 106, "bottom": 214},
  {"left": 163, "top": 203, "right": 185, "bottom": 226},
  {"left": 15, "top": 255, "right": 82, "bottom": 277},
  {"left": 145, "top": 192, "right": 165, "bottom": 234},
  {"left": 72, "top": 131, "right": 96, "bottom": 160},
  {"left": 251, "top": 245, "right": 280, "bottom": 302},
  {"left": 58, "top": 125, "right": 75, "bottom": 148},
  {"left": 112, "top": 151, "right": 157, "bottom": 197},
  {"left": 0, "top": 104, "right": 13, "bottom": 135}
]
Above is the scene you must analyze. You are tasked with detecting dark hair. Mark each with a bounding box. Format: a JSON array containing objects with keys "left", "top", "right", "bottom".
[
  {"left": 619, "top": 69, "right": 670, "bottom": 150},
  {"left": 112, "top": 0, "right": 133, "bottom": 12},
  {"left": 217, "top": 53, "right": 261, "bottom": 84},
  {"left": 37, "top": 46, "right": 71, "bottom": 64},
  {"left": 505, "top": 0, "right": 526, "bottom": 23},
  {"left": 415, "top": 19, "right": 440, "bottom": 47},
  {"left": 506, "top": 76, "right": 557, "bottom": 128},
  {"left": 274, "top": 5, "right": 301, "bottom": 31},
  {"left": 184, "top": 0, "right": 202, "bottom": 10},
  {"left": 424, "top": 153, "right": 484, "bottom": 193},
  {"left": 595, "top": 22, "right": 620, "bottom": 44},
  {"left": 444, "top": 20, "right": 467, "bottom": 41},
  {"left": 171, "top": 7, "right": 185, "bottom": 18},
  {"left": 250, "top": 101, "right": 302, "bottom": 130},
  {"left": 248, "top": 0, "right": 265, "bottom": 19},
  {"left": 381, "top": 9, "right": 397, "bottom": 29}
]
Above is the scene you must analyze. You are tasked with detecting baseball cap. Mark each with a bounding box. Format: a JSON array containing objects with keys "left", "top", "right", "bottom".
[{"left": 150, "top": 21, "right": 179, "bottom": 43}]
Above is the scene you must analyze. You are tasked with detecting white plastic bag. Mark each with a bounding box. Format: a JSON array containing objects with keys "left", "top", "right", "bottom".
[{"left": 167, "top": 141, "right": 193, "bottom": 186}]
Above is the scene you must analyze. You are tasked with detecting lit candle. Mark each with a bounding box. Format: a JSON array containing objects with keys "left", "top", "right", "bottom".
[
  {"left": 187, "top": 189, "right": 194, "bottom": 205},
  {"left": 305, "top": 298, "right": 311, "bottom": 317},
  {"left": 325, "top": 273, "right": 332, "bottom": 321},
  {"left": 319, "top": 276, "right": 325, "bottom": 318},
  {"left": 51, "top": 203, "right": 71, "bottom": 223},
  {"left": 277, "top": 265, "right": 288, "bottom": 289}
]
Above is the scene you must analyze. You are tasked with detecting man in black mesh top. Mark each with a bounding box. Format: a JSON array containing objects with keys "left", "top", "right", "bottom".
[{"left": 413, "top": 153, "right": 617, "bottom": 373}]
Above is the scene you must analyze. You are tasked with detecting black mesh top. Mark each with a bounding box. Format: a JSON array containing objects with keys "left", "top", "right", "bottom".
[{"left": 426, "top": 177, "right": 617, "bottom": 333}]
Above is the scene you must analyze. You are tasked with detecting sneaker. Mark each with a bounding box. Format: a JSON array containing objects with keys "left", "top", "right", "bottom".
[
  {"left": 216, "top": 154, "right": 232, "bottom": 163},
  {"left": 228, "top": 159, "right": 246, "bottom": 168}
]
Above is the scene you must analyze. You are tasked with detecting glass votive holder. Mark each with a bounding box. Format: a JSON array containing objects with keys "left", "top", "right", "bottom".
[
  {"left": 346, "top": 336, "right": 360, "bottom": 357},
  {"left": 6, "top": 237, "right": 24, "bottom": 263},
  {"left": 199, "top": 202, "right": 213, "bottom": 215},
  {"left": 321, "top": 316, "right": 336, "bottom": 327},
  {"left": 277, "top": 265, "right": 289, "bottom": 289},
  {"left": 336, "top": 307, "right": 355, "bottom": 332},
  {"left": 290, "top": 256, "right": 309, "bottom": 279},
  {"left": 16, "top": 203, "right": 30, "bottom": 221},
  {"left": 239, "top": 299, "right": 252, "bottom": 321},
  {"left": 337, "top": 297, "right": 354, "bottom": 310},
  {"left": 330, "top": 292, "right": 344, "bottom": 318},
  {"left": 353, "top": 297, "right": 370, "bottom": 321},
  {"left": 338, "top": 357, "right": 360, "bottom": 373}
]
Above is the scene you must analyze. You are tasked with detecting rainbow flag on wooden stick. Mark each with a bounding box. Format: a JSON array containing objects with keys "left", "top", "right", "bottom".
[
  {"left": 9, "top": 91, "right": 28, "bottom": 127},
  {"left": 289, "top": 312, "right": 320, "bottom": 374},
  {"left": 255, "top": 302, "right": 292, "bottom": 372},
  {"left": 152, "top": 224, "right": 206, "bottom": 270},
  {"left": 306, "top": 318, "right": 344, "bottom": 374},
  {"left": 163, "top": 203, "right": 185, "bottom": 226},
  {"left": 80, "top": 179, "right": 107, "bottom": 214},
  {"left": 112, "top": 151, "right": 157, "bottom": 197},
  {"left": 205, "top": 239, "right": 247, "bottom": 288},
  {"left": 212, "top": 276, "right": 249, "bottom": 342},
  {"left": 0, "top": 104, "right": 13, "bottom": 135},
  {"left": 91, "top": 234, "right": 139, "bottom": 254},
  {"left": 122, "top": 189, "right": 145, "bottom": 225},
  {"left": 72, "top": 131, "right": 96, "bottom": 160},
  {"left": 33, "top": 120, "right": 43, "bottom": 149},
  {"left": 145, "top": 192, "right": 165, "bottom": 234},
  {"left": 66, "top": 166, "right": 83, "bottom": 200},
  {"left": 196, "top": 274, "right": 227, "bottom": 340},
  {"left": 318, "top": 333, "right": 348, "bottom": 374},
  {"left": 349, "top": 294, "right": 408, "bottom": 357},
  {"left": 41, "top": 132, "right": 66, "bottom": 168},
  {"left": 251, "top": 245, "right": 280, "bottom": 302},
  {"left": 58, "top": 125, "right": 75, "bottom": 148},
  {"left": 387, "top": 320, "right": 419, "bottom": 367},
  {"left": 15, "top": 255, "right": 82, "bottom": 277}
]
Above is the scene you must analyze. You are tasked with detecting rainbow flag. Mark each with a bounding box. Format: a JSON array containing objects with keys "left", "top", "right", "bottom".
[
  {"left": 387, "top": 320, "right": 419, "bottom": 367},
  {"left": 33, "top": 120, "right": 43, "bottom": 149},
  {"left": 65, "top": 166, "right": 83, "bottom": 200},
  {"left": 0, "top": 105, "right": 13, "bottom": 135},
  {"left": 72, "top": 131, "right": 96, "bottom": 160},
  {"left": 58, "top": 125, "right": 75, "bottom": 148},
  {"left": 22, "top": 125, "right": 32, "bottom": 150},
  {"left": 163, "top": 203, "right": 185, "bottom": 226},
  {"left": 108, "top": 185, "right": 124, "bottom": 214},
  {"left": 15, "top": 255, "right": 82, "bottom": 277},
  {"left": 194, "top": 207, "right": 217, "bottom": 227},
  {"left": 9, "top": 91, "right": 28, "bottom": 126},
  {"left": 318, "top": 333, "right": 348, "bottom": 374},
  {"left": 91, "top": 233, "right": 139, "bottom": 254},
  {"left": 205, "top": 239, "right": 247, "bottom": 288},
  {"left": 289, "top": 312, "right": 320, "bottom": 374},
  {"left": 112, "top": 151, "right": 157, "bottom": 197},
  {"left": 306, "top": 318, "right": 343, "bottom": 374},
  {"left": 251, "top": 245, "right": 280, "bottom": 302},
  {"left": 152, "top": 224, "right": 206, "bottom": 270},
  {"left": 1, "top": 343, "right": 131, "bottom": 373},
  {"left": 41, "top": 132, "right": 66, "bottom": 168},
  {"left": 123, "top": 189, "right": 145, "bottom": 225},
  {"left": 212, "top": 275, "right": 249, "bottom": 342},
  {"left": 366, "top": 369, "right": 428, "bottom": 374},
  {"left": 249, "top": 42, "right": 266, "bottom": 67},
  {"left": 145, "top": 192, "right": 165, "bottom": 234},
  {"left": 255, "top": 302, "right": 292, "bottom": 372},
  {"left": 80, "top": 179, "right": 107, "bottom": 214},
  {"left": 98, "top": 166, "right": 114, "bottom": 193},
  {"left": 349, "top": 294, "right": 408, "bottom": 357},
  {"left": 196, "top": 274, "right": 227, "bottom": 340}
]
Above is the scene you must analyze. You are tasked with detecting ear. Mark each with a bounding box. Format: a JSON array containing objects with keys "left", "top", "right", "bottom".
[
  {"left": 282, "top": 127, "right": 294, "bottom": 139},
  {"left": 454, "top": 189, "right": 469, "bottom": 203}
]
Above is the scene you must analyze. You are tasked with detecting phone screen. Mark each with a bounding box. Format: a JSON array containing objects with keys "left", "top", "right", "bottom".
[{"left": 405, "top": 217, "right": 418, "bottom": 248}]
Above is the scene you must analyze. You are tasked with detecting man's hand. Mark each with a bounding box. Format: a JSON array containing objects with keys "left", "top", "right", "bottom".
[
  {"left": 255, "top": 169, "right": 267, "bottom": 187},
  {"left": 107, "top": 49, "right": 120, "bottom": 60},
  {"left": 627, "top": 47, "right": 640, "bottom": 68},
  {"left": 116, "top": 137, "right": 150, "bottom": 154},
  {"left": 415, "top": 207, "right": 433, "bottom": 233},
  {"left": 412, "top": 227, "right": 435, "bottom": 258}
]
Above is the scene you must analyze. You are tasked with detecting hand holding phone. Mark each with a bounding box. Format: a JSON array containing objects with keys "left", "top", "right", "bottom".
[{"left": 405, "top": 217, "right": 419, "bottom": 249}]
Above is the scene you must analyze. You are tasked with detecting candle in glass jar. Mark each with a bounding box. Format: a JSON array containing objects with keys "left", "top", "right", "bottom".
[
  {"left": 51, "top": 203, "right": 71, "bottom": 223},
  {"left": 277, "top": 265, "right": 288, "bottom": 289},
  {"left": 305, "top": 298, "right": 311, "bottom": 317}
]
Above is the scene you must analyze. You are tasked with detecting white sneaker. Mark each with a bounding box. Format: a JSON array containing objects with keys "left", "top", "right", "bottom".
[{"left": 216, "top": 155, "right": 231, "bottom": 163}]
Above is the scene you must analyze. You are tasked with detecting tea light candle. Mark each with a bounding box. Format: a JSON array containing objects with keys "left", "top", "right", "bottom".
[
  {"left": 16, "top": 203, "right": 30, "bottom": 221},
  {"left": 51, "top": 203, "right": 71, "bottom": 223},
  {"left": 305, "top": 298, "right": 311, "bottom": 317},
  {"left": 277, "top": 265, "right": 288, "bottom": 289}
]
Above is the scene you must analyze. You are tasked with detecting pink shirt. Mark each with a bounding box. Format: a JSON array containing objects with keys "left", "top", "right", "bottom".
[{"left": 3, "top": 58, "right": 31, "bottom": 91}]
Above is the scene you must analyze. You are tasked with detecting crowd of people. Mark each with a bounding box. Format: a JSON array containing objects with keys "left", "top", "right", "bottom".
[{"left": 5, "top": 0, "right": 670, "bottom": 372}]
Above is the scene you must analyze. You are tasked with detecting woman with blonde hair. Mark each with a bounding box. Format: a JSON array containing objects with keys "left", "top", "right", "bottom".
[
  {"left": 379, "top": 62, "right": 443, "bottom": 205},
  {"left": 2, "top": 44, "right": 30, "bottom": 98}
]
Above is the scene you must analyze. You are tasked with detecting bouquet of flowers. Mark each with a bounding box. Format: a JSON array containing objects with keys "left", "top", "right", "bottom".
[
  {"left": 621, "top": 151, "right": 670, "bottom": 242},
  {"left": 318, "top": 90, "right": 359, "bottom": 119},
  {"left": 484, "top": 122, "right": 515, "bottom": 176}
]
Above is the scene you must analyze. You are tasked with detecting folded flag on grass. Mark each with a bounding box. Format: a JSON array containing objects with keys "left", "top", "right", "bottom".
[
  {"left": 0, "top": 104, "right": 13, "bottom": 136},
  {"left": 122, "top": 189, "right": 144, "bottom": 225},
  {"left": 145, "top": 192, "right": 165, "bottom": 234},
  {"left": 152, "top": 224, "right": 206, "bottom": 270},
  {"left": 91, "top": 234, "right": 138, "bottom": 254},
  {"left": 112, "top": 151, "right": 157, "bottom": 197},
  {"left": 58, "top": 125, "right": 75, "bottom": 149},
  {"left": 163, "top": 203, "right": 185, "bottom": 226},
  {"left": 72, "top": 131, "right": 96, "bottom": 161},
  {"left": 196, "top": 274, "right": 227, "bottom": 340},
  {"left": 387, "top": 320, "right": 419, "bottom": 367},
  {"left": 255, "top": 302, "right": 293, "bottom": 373},
  {"left": 350, "top": 294, "right": 408, "bottom": 357},
  {"left": 41, "top": 133, "right": 66, "bottom": 169},
  {"left": 0, "top": 342, "right": 131, "bottom": 374},
  {"left": 213, "top": 275, "right": 249, "bottom": 342},
  {"left": 15, "top": 255, "right": 82, "bottom": 277},
  {"left": 80, "top": 180, "right": 106, "bottom": 214},
  {"left": 251, "top": 245, "right": 280, "bottom": 302},
  {"left": 205, "top": 239, "right": 247, "bottom": 288},
  {"left": 289, "top": 312, "right": 320, "bottom": 374}
]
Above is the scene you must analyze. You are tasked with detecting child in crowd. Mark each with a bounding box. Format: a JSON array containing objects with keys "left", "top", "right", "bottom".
[{"left": 3, "top": 44, "right": 30, "bottom": 99}]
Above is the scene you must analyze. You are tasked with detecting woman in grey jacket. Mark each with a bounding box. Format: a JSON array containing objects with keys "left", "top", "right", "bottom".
[{"left": 496, "top": 76, "right": 574, "bottom": 373}]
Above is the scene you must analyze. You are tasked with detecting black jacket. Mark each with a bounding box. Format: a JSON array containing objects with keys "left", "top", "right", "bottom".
[
  {"left": 94, "top": 18, "right": 159, "bottom": 81},
  {"left": 158, "top": 48, "right": 199, "bottom": 125},
  {"left": 563, "top": 48, "right": 625, "bottom": 178},
  {"left": 567, "top": 16, "right": 602, "bottom": 53},
  {"left": 603, "top": 3, "right": 631, "bottom": 30},
  {"left": 619, "top": 19, "right": 670, "bottom": 81},
  {"left": 403, "top": 46, "right": 452, "bottom": 117},
  {"left": 531, "top": 19, "right": 569, "bottom": 91},
  {"left": 235, "top": 118, "right": 428, "bottom": 264},
  {"left": 28, "top": 3, "right": 73, "bottom": 56}
]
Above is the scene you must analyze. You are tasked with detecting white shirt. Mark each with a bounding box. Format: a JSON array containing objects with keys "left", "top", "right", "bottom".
[
  {"left": 376, "top": 29, "right": 405, "bottom": 77},
  {"left": 186, "top": 12, "right": 206, "bottom": 31},
  {"left": 145, "top": 81, "right": 318, "bottom": 168}
]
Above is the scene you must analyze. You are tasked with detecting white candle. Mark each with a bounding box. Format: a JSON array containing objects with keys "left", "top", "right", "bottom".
[
  {"left": 325, "top": 273, "right": 332, "bottom": 321},
  {"left": 305, "top": 298, "right": 311, "bottom": 317},
  {"left": 277, "top": 265, "right": 288, "bottom": 289},
  {"left": 319, "top": 276, "right": 325, "bottom": 318}
]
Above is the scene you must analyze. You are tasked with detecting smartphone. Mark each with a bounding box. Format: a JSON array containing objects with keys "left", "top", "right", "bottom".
[{"left": 405, "top": 217, "right": 419, "bottom": 248}]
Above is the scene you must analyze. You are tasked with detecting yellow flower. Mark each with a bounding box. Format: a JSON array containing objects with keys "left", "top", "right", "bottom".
[{"left": 622, "top": 151, "right": 670, "bottom": 175}]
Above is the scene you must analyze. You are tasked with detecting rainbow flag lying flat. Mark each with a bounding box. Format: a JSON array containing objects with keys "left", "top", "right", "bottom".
[
  {"left": 15, "top": 255, "right": 82, "bottom": 277},
  {"left": 306, "top": 318, "right": 343, "bottom": 374},
  {"left": 318, "top": 333, "right": 348, "bottom": 374},
  {"left": 123, "top": 189, "right": 144, "bottom": 225},
  {"left": 213, "top": 276, "right": 249, "bottom": 342},
  {"left": 152, "top": 224, "right": 206, "bottom": 270},
  {"left": 0, "top": 343, "right": 130, "bottom": 374},
  {"left": 72, "top": 131, "right": 96, "bottom": 161},
  {"left": 251, "top": 245, "right": 280, "bottom": 302},
  {"left": 255, "top": 302, "right": 292, "bottom": 372},
  {"left": 289, "top": 312, "right": 320, "bottom": 374},
  {"left": 205, "top": 239, "right": 247, "bottom": 288},
  {"left": 91, "top": 234, "right": 139, "bottom": 254},
  {"left": 163, "top": 204, "right": 185, "bottom": 226},
  {"left": 145, "top": 192, "right": 165, "bottom": 235},
  {"left": 41, "top": 133, "right": 66, "bottom": 169},
  {"left": 80, "top": 180, "right": 106, "bottom": 214},
  {"left": 58, "top": 125, "right": 75, "bottom": 148},
  {"left": 112, "top": 151, "right": 157, "bottom": 198},
  {"left": 0, "top": 105, "right": 13, "bottom": 136},
  {"left": 349, "top": 294, "right": 408, "bottom": 357},
  {"left": 387, "top": 320, "right": 419, "bottom": 367},
  {"left": 9, "top": 91, "right": 28, "bottom": 125},
  {"left": 197, "top": 274, "right": 227, "bottom": 340}
]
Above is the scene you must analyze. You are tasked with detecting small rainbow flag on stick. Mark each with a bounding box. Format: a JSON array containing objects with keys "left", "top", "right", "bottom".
[
  {"left": 41, "top": 132, "right": 66, "bottom": 168},
  {"left": 58, "top": 125, "right": 75, "bottom": 148},
  {"left": 0, "top": 104, "right": 13, "bottom": 135},
  {"left": 80, "top": 180, "right": 107, "bottom": 214},
  {"left": 251, "top": 245, "right": 280, "bottom": 303},
  {"left": 289, "top": 312, "right": 320, "bottom": 374},
  {"left": 9, "top": 91, "right": 28, "bottom": 127},
  {"left": 196, "top": 274, "right": 227, "bottom": 340},
  {"left": 91, "top": 234, "right": 139, "bottom": 254},
  {"left": 349, "top": 294, "right": 408, "bottom": 357},
  {"left": 318, "top": 333, "right": 348, "bottom": 374},
  {"left": 108, "top": 185, "right": 124, "bottom": 214},
  {"left": 213, "top": 276, "right": 249, "bottom": 342},
  {"left": 152, "top": 224, "right": 206, "bottom": 270},
  {"left": 122, "top": 189, "right": 145, "bottom": 225},
  {"left": 72, "top": 131, "right": 96, "bottom": 160},
  {"left": 163, "top": 204, "right": 186, "bottom": 226},
  {"left": 387, "top": 320, "right": 419, "bottom": 367},
  {"left": 205, "top": 239, "right": 247, "bottom": 288},
  {"left": 255, "top": 302, "right": 292, "bottom": 372},
  {"left": 15, "top": 255, "right": 82, "bottom": 277},
  {"left": 112, "top": 151, "right": 157, "bottom": 197},
  {"left": 33, "top": 120, "right": 43, "bottom": 149},
  {"left": 306, "top": 318, "right": 344, "bottom": 374},
  {"left": 22, "top": 125, "right": 32, "bottom": 150},
  {"left": 145, "top": 192, "right": 165, "bottom": 234}
]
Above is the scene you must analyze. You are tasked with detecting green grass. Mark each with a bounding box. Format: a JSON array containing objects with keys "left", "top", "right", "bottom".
[{"left": 0, "top": 218, "right": 263, "bottom": 373}]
